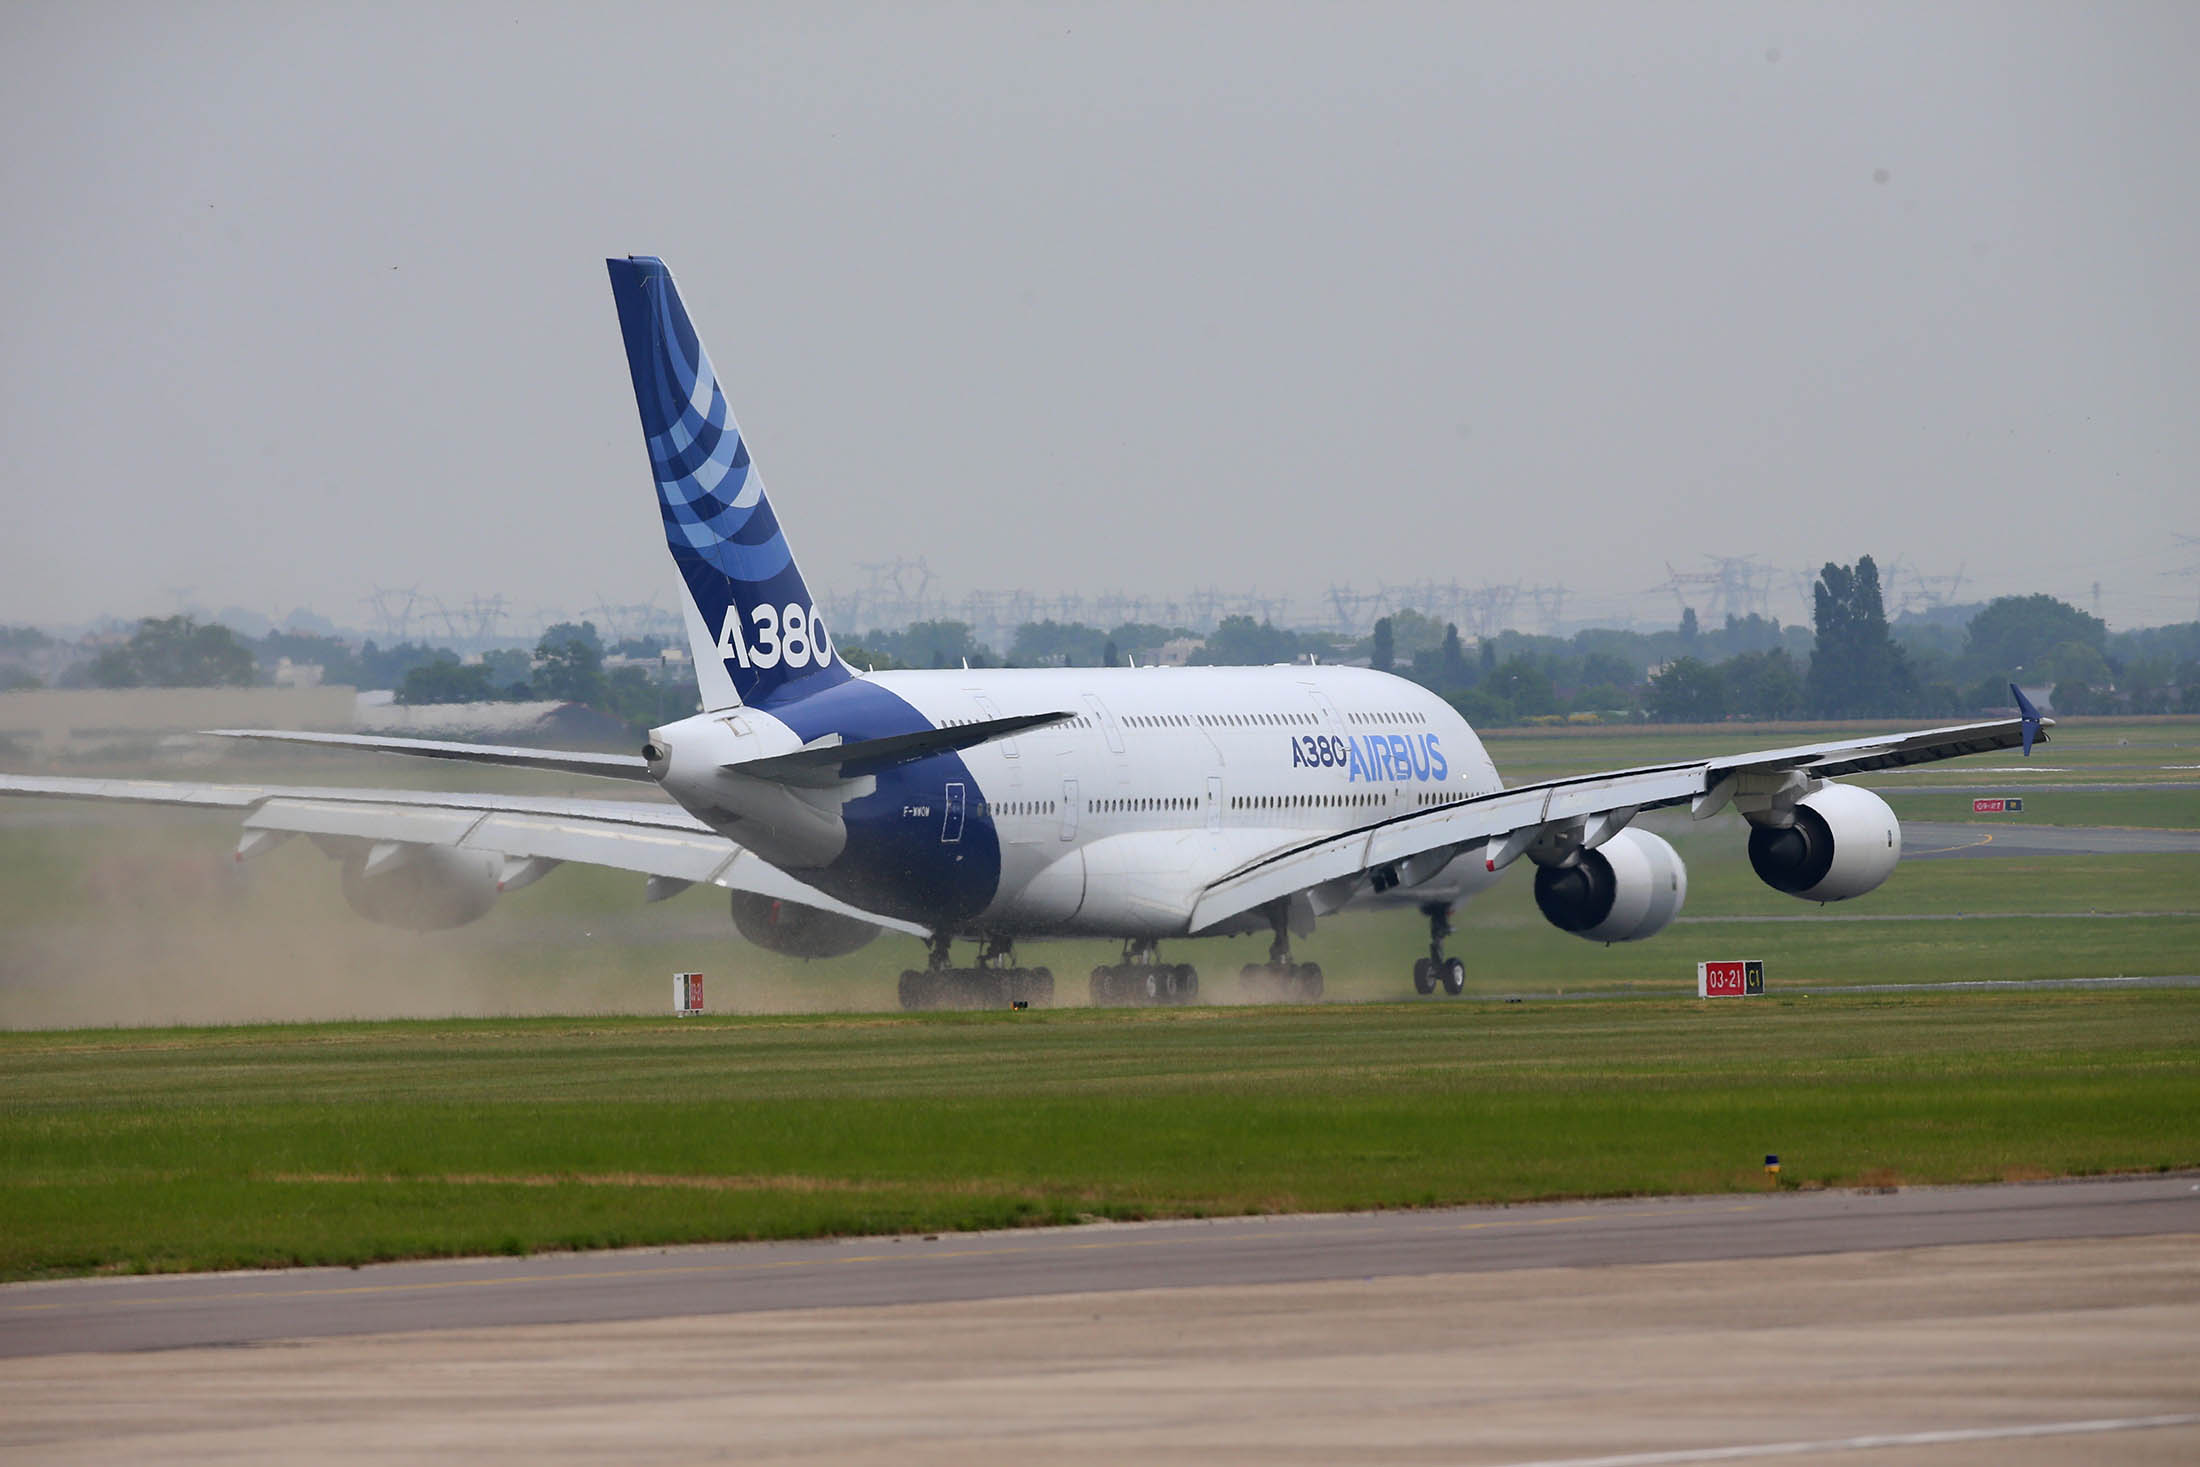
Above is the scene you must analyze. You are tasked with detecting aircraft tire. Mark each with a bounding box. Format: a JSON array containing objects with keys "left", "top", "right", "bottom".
[
  {"left": 898, "top": 970, "right": 925, "bottom": 1011},
  {"left": 1441, "top": 957, "right": 1466, "bottom": 997},
  {"left": 1412, "top": 957, "right": 1435, "bottom": 995},
  {"left": 1294, "top": 963, "right": 1324, "bottom": 1001}
]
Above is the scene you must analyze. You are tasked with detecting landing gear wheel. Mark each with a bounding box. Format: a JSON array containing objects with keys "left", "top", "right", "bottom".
[
  {"left": 1174, "top": 965, "right": 1199, "bottom": 1003},
  {"left": 1412, "top": 957, "right": 1435, "bottom": 995},
  {"left": 1294, "top": 962, "right": 1324, "bottom": 1001},
  {"left": 898, "top": 970, "right": 925, "bottom": 1011},
  {"left": 1440, "top": 956, "right": 1466, "bottom": 997}
]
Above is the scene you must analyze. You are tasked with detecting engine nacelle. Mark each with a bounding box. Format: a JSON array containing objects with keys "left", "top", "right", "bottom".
[
  {"left": 727, "top": 890, "right": 880, "bottom": 958},
  {"left": 1747, "top": 783, "right": 1901, "bottom": 902},
  {"left": 1531, "top": 827, "right": 1688, "bottom": 943},
  {"left": 339, "top": 845, "right": 501, "bottom": 930}
]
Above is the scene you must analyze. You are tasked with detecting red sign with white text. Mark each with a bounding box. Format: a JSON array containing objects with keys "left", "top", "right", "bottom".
[{"left": 1700, "top": 961, "right": 1747, "bottom": 997}]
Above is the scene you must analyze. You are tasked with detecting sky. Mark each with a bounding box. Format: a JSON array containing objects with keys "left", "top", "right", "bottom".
[{"left": 3, "top": 2, "right": 2195, "bottom": 638}]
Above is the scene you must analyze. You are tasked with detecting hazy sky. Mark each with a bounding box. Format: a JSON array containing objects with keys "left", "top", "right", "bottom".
[{"left": 3, "top": 2, "right": 2194, "bottom": 635}]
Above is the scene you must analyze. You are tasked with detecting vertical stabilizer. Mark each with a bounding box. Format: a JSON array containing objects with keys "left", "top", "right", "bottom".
[{"left": 607, "top": 256, "right": 851, "bottom": 710}]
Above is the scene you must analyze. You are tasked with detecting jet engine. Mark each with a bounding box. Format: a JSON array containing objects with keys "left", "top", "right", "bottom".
[
  {"left": 1746, "top": 783, "right": 1901, "bottom": 902},
  {"left": 338, "top": 844, "right": 502, "bottom": 930},
  {"left": 1531, "top": 827, "right": 1689, "bottom": 943},
  {"left": 727, "top": 889, "right": 880, "bottom": 958}
]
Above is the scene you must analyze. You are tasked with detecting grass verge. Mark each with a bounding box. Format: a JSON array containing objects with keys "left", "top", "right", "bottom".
[{"left": 3, "top": 991, "right": 2195, "bottom": 1280}]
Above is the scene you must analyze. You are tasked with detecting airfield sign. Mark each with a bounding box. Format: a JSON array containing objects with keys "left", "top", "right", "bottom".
[
  {"left": 674, "top": 972, "right": 705, "bottom": 1015},
  {"left": 1973, "top": 797, "right": 2025, "bottom": 813},
  {"left": 1698, "top": 960, "right": 1765, "bottom": 998}
]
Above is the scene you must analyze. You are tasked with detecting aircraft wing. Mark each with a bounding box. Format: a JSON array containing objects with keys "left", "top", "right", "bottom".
[
  {"left": 1189, "top": 710, "right": 2046, "bottom": 934},
  {"left": 0, "top": 774, "right": 926, "bottom": 936}
]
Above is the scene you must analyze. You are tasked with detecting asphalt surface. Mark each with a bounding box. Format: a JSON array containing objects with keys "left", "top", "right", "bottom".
[
  {"left": 1901, "top": 820, "right": 2200, "bottom": 857},
  {"left": 6, "top": 1174, "right": 2194, "bottom": 1359}
]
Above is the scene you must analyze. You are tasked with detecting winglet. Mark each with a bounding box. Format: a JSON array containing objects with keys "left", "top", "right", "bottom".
[{"left": 2010, "top": 683, "right": 2042, "bottom": 757}]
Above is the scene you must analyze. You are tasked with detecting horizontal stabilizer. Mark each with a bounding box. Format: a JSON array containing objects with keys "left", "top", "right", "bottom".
[
  {"left": 205, "top": 730, "right": 652, "bottom": 782},
  {"left": 730, "top": 711, "right": 1074, "bottom": 783}
]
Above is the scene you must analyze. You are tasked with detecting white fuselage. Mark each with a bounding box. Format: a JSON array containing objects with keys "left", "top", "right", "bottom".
[{"left": 656, "top": 663, "right": 1508, "bottom": 939}]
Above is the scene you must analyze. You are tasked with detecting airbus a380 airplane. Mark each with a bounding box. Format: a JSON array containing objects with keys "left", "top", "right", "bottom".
[{"left": 2, "top": 258, "right": 2050, "bottom": 1009}]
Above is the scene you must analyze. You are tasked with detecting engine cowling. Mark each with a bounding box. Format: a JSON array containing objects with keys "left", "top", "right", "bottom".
[
  {"left": 1531, "top": 827, "right": 1688, "bottom": 943},
  {"left": 727, "top": 890, "right": 880, "bottom": 958},
  {"left": 1747, "top": 783, "right": 1901, "bottom": 902},
  {"left": 339, "top": 845, "right": 501, "bottom": 930}
]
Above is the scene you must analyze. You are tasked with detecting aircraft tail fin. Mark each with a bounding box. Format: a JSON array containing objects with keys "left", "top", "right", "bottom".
[{"left": 606, "top": 256, "right": 851, "bottom": 711}]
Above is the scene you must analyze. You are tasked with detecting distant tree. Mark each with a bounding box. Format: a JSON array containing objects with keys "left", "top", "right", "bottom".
[
  {"left": 257, "top": 628, "right": 363, "bottom": 686},
  {"left": 1446, "top": 686, "right": 1516, "bottom": 727},
  {"left": 539, "top": 620, "right": 603, "bottom": 655},
  {"left": 1487, "top": 655, "right": 1557, "bottom": 717},
  {"left": 1722, "top": 648, "right": 1803, "bottom": 721},
  {"left": 399, "top": 655, "right": 495, "bottom": 705},
  {"left": 87, "top": 617, "right": 257, "bottom": 688},
  {"left": 480, "top": 647, "right": 535, "bottom": 693},
  {"left": 835, "top": 641, "right": 904, "bottom": 672},
  {"left": 1010, "top": 619, "right": 1107, "bottom": 667},
  {"left": 1381, "top": 608, "right": 1447, "bottom": 661},
  {"left": 1370, "top": 617, "right": 1395, "bottom": 672},
  {"left": 0, "top": 626, "right": 54, "bottom": 652},
  {"left": 1647, "top": 657, "right": 1727, "bottom": 722},
  {"left": 1439, "top": 624, "right": 1470, "bottom": 689},
  {"left": 876, "top": 620, "right": 983, "bottom": 669},
  {"left": 1105, "top": 622, "right": 1190, "bottom": 660},
  {"left": 353, "top": 640, "right": 449, "bottom": 691},
  {"left": 1103, "top": 639, "right": 1121, "bottom": 668},
  {"left": 597, "top": 664, "right": 702, "bottom": 734},
  {"left": 1961, "top": 595, "right": 2107, "bottom": 683},
  {"left": 534, "top": 624, "right": 604, "bottom": 704},
  {"left": 2036, "top": 639, "right": 2114, "bottom": 694},
  {"left": 1806, "top": 556, "right": 1915, "bottom": 717},
  {"left": 1577, "top": 651, "right": 1640, "bottom": 691},
  {"left": 1679, "top": 607, "right": 1700, "bottom": 646},
  {"left": 1194, "top": 616, "right": 1303, "bottom": 667}
]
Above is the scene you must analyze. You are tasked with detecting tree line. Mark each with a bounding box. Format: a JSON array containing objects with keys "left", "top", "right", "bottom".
[{"left": 9, "top": 556, "right": 2196, "bottom": 733}]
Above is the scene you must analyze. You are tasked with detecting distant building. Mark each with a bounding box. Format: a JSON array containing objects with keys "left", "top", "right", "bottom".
[{"left": 1155, "top": 637, "right": 1206, "bottom": 667}]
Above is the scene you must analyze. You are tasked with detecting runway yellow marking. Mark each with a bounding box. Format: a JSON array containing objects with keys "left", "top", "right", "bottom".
[
  {"left": 1912, "top": 831, "right": 1994, "bottom": 855},
  {"left": 1, "top": 1206, "right": 1688, "bottom": 1316}
]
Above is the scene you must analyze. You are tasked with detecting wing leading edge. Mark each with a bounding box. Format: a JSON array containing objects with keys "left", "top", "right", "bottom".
[{"left": 1188, "top": 711, "right": 2047, "bottom": 934}]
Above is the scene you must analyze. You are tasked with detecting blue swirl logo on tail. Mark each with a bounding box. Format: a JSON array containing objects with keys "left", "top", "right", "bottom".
[{"left": 607, "top": 256, "right": 850, "bottom": 709}]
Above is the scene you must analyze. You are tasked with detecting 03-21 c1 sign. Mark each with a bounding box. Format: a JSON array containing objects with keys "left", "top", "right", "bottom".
[{"left": 1697, "top": 960, "right": 1765, "bottom": 998}]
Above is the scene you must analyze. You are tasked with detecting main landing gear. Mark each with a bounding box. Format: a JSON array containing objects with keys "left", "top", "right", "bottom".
[
  {"left": 1412, "top": 901, "right": 1466, "bottom": 997},
  {"left": 1238, "top": 905, "right": 1323, "bottom": 1002},
  {"left": 1090, "top": 939, "right": 1199, "bottom": 1007},
  {"left": 898, "top": 934, "right": 1054, "bottom": 1011}
]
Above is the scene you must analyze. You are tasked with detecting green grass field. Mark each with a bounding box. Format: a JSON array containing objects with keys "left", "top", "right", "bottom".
[
  {"left": 2, "top": 991, "right": 2195, "bottom": 1280},
  {"left": 3, "top": 720, "right": 2196, "bottom": 1281}
]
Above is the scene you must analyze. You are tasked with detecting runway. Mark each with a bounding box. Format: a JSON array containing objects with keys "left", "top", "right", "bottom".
[
  {"left": 5, "top": 1174, "right": 2193, "bottom": 1358},
  {"left": 2, "top": 1181, "right": 2196, "bottom": 1465},
  {"left": 1900, "top": 821, "right": 2200, "bottom": 858}
]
